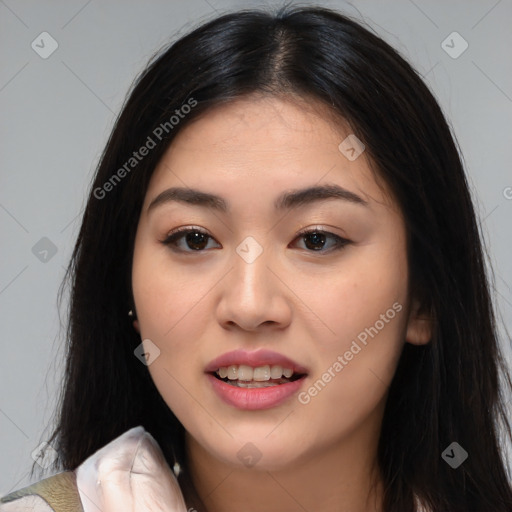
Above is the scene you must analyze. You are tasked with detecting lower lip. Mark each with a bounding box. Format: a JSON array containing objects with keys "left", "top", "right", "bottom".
[{"left": 206, "top": 373, "right": 307, "bottom": 410}]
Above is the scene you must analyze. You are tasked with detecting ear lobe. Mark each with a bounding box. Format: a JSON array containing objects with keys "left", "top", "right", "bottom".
[
  {"left": 405, "top": 299, "right": 433, "bottom": 345},
  {"left": 129, "top": 307, "right": 140, "bottom": 333}
]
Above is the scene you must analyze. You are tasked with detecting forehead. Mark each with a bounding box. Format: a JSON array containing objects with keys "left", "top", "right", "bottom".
[
  {"left": 166, "top": 94, "right": 349, "bottom": 158},
  {"left": 144, "top": 94, "right": 393, "bottom": 211}
]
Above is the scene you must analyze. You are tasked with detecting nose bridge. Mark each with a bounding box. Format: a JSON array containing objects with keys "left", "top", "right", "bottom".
[
  {"left": 216, "top": 234, "right": 291, "bottom": 330},
  {"left": 232, "top": 235, "right": 272, "bottom": 300}
]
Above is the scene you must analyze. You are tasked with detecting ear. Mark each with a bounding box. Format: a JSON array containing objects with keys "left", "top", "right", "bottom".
[
  {"left": 405, "top": 298, "right": 432, "bottom": 345},
  {"left": 129, "top": 306, "right": 140, "bottom": 333}
]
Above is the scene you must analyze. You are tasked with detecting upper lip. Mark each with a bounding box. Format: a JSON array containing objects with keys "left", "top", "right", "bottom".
[{"left": 205, "top": 349, "right": 309, "bottom": 375}]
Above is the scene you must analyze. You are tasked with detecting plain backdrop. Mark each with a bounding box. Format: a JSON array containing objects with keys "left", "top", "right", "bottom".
[{"left": 1, "top": 0, "right": 511, "bottom": 493}]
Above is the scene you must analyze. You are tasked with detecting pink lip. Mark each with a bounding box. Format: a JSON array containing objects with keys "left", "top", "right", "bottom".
[
  {"left": 204, "top": 349, "right": 309, "bottom": 375},
  {"left": 206, "top": 373, "right": 308, "bottom": 410}
]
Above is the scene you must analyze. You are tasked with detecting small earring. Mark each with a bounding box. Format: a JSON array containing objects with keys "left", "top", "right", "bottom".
[
  {"left": 171, "top": 446, "right": 182, "bottom": 477},
  {"left": 128, "top": 310, "right": 140, "bottom": 332}
]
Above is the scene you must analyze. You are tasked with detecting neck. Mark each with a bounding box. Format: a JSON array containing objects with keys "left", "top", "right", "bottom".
[{"left": 181, "top": 422, "right": 385, "bottom": 512}]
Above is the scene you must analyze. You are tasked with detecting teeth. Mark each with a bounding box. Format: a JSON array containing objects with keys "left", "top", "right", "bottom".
[
  {"left": 270, "top": 365, "right": 282, "bottom": 379},
  {"left": 227, "top": 380, "right": 280, "bottom": 388},
  {"left": 238, "top": 364, "right": 254, "bottom": 381},
  {"left": 253, "top": 365, "right": 270, "bottom": 381},
  {"left": 227, "top": 365, "right": 238, "bottom": 380},
  {"left": 216, "top": 364, "right": 296, "bottom": 381}
]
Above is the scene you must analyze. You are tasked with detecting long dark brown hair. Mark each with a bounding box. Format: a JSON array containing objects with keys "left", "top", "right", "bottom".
[{"left": 31, "top": 5, "right": 512, "bottom": 511}]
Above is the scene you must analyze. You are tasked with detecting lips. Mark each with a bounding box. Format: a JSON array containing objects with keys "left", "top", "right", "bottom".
[
  {"left": 204, "top": 349, "right": 309, "bottom": 410},
  {"left": 206, "top": 373, "right": 307, "bottom": 410},
  {"left": 204, "top": 348, "right": 309, "bottom": 375}
]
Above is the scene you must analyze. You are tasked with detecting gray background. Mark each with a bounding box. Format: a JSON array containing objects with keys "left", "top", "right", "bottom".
[{"left": 1, "top": 0, "right": 511, "bottom": 493}]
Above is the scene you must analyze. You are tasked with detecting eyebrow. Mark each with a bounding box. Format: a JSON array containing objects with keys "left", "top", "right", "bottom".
[{"left": 147, "top": 183, "right": 369, "bottom": 214}]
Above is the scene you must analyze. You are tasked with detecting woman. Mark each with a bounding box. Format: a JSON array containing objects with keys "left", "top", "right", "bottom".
[{"left": 2, "top": 5, "right": 511, "bottom": 512}]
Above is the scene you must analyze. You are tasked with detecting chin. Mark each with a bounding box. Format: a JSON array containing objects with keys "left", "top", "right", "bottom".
[{"left": 212, "top": 434, "right": 306, "bottom": 472}]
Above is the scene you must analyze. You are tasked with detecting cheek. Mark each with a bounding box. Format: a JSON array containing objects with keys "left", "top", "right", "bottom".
[
  {"left": 293, "top": 244, "right": 409, "bottom": 432},
  {"left": 292, "top": 241, "right": 408, "bottom": 351},
  {"left": 131, "top": 239, "right": 205, "bottom": 417},
  {"left": 132, "top": 241, "right": 212, "bottom": 424},
  {"left": 132, "top": 234, "right": 210, "bottom": 342},
  {"left": 297, "top": 304, "right": 406, "bottom": 446},
  {"left": 292, "top": 242, "right": 408, "bottom": 394}
]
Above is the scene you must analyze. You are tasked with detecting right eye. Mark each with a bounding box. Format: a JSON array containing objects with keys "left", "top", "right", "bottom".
[{"left": 160, "top": 227, "right": 221, "bottom": 252}]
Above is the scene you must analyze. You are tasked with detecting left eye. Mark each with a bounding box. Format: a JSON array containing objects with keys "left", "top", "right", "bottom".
[
  {"left": 161, "top": 227, "right": 350, "bottom": 253},
  {"left": 293, "top": 228, "right": 351, "bottom": 252}
]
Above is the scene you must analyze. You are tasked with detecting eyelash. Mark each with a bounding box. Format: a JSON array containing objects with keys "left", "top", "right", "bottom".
[{"left": 160, "top": 226, "right": 351, "bottom": 254}]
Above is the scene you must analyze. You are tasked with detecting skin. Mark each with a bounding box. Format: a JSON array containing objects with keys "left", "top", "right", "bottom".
[{"left": 131, "top": 94, "right": 432, "bottom": 512}]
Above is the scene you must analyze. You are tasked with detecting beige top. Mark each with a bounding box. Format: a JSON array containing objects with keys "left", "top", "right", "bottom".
[{"left": 0, "top": 426, "right": 187, "bottom": 512}]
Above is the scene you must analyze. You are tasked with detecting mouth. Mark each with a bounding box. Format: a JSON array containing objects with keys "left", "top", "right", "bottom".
[
  {"left": 208, "top": 365, "right": 307, "bottom": 388},
  {"left": 204, "top": 349, "right": 309, "bottom": 409}
]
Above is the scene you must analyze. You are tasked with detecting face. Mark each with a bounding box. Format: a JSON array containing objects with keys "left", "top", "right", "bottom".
[{"left": 131, "top": 94, "right": 430, "bottom": 471}]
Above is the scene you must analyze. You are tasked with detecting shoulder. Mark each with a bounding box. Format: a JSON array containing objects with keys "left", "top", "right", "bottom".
[{"left": 0, "top": 472, "right": 82, "bottom": 512}]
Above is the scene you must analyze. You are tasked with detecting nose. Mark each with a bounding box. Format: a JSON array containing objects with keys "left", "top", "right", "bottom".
[{"left": 215, "top": 242, "right": 292, "bottom": 332}]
